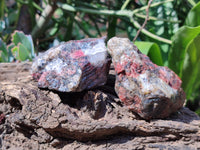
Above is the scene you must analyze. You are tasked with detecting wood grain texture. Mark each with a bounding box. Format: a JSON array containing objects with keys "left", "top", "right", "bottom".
[{"left": 0, "top": 62, "right": 199, "bottom": 149}]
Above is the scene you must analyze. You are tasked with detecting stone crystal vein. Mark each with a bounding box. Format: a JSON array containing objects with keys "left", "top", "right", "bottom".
[
  {"left": 31, "top": 37, "right": 110, "bottom": 92},
  {"left": 107, "top": 37, "right": 185, "bottom": 119}
]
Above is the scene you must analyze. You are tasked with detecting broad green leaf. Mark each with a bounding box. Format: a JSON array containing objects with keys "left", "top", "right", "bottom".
[
  {"left": 26, "top": 35, "right": 35, "bottom": 58},
  {"left": 0, "top": 38, "right": 8, "bottom": 62},
  {"left": 11, "top": 31, "right": 35, "bottom": 58},
  {"left": 0, "top": 38, "right": 7, "bottom": 56},
  {"left": 11, "top": 44, "right": 31, "bottom": 61},
  {"left": 134, "top": 41, "right": 163, "bottom": 66},
  {"left": 168, "top": 25, "right": 200, "bottom": 76},
  {"left": 18, "top": 44, "right": 31, "bottom": 61},
  {"left": 0, "top": 52, "right": 5, "bottom": 62},
  {"left": 8, "top": 11, "right": 18, "bottom": 25},
  {"left": 185, "top": 2, "right": 200, "bottom": 27},
  {"left": 11, "top": 46, "right": 20, "bottom": 60},
  {"left": 181, "top": 35, "right": 200, "bottom": 99},
  {"left": 0, "top": 51, "right": 6, "bottom": 62}
]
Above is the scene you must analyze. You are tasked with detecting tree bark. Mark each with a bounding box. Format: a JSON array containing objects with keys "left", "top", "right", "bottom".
[{"left": 0, "top": 62, "right": 200, "bottom": 149}]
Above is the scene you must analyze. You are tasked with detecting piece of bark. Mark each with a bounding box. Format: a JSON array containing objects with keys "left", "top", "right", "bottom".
[{"left": 0, "top": 62, "right": 200, "bottom": 150}]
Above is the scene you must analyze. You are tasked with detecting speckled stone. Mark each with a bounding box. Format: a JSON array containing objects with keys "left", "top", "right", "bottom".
[
  {"left": 31, "top": 37, "right": 110, "bottom": 92},
  {"left": 107, "top": 37, "right": 185, "bottom": 119}
]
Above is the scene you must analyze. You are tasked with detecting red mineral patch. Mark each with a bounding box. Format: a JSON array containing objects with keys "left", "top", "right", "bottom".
[
  {"left": 108, "top": 37, "right": 185, "bottom": 120},
  {"left": 31, "top": 37, "right": 110, "bottom": 92},
  {"left": 117, "top": 86, "right": 127, "bottom": 102},
  {"left": 115, "top": 62, "right": 125, "bottom": 74},
  {"left": 70, "top": 50, "right": 85, "bottom": 59}
]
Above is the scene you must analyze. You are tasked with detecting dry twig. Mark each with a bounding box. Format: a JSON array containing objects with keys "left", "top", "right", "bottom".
[{"left": 133, "top": 0, "right": 153, "bottom": 42}]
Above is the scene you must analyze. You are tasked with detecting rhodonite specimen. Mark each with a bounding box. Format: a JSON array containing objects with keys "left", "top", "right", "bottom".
[
  {"left": 31, "top": 37, "right": 110, "bottom": 92},
  {"left": 107, "top": 37, "right": 185, "bottom": 120}
]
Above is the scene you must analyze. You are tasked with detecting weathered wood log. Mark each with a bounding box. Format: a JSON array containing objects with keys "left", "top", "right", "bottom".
[{"left": 0, "top": 62, "right": 200, "bottom": 150}]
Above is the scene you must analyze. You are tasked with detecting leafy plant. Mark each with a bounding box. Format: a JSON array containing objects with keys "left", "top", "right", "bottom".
[
  {"left": 0, "top": 38, "right": 9, "bottom": 62},
  {"left": 169, "top": 26, "right": 200, "bottom": 100},
  {"left": 0, "top": 31, "right": 35, "bottom": 62},
  {"left": 134, "top": 41, "right": 163, "bottom": 66},
  {"left": 168, "top": 1, "right": 200, "bottom": 101},
  {"left": 185, "top": 1, "right": 200, "bottom": 27}
]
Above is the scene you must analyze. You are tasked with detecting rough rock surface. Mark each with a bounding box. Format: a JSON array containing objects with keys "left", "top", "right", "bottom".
[
  {"left": 31, "top": 37, "right": 110, "bottom": 92},
  {"left": 0, "top": 62, "right": 200, "bottom": 150},
  {"left": 107, "top": 37, "right": 185, "bottom": 120}
]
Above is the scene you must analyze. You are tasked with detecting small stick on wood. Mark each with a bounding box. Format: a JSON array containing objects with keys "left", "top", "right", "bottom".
[{"left": 133, "top": 0, "right": 153, "bottom": 42}]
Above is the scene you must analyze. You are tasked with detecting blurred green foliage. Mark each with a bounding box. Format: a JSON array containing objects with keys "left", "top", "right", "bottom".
[
  {"left": 11, "top": 31, "right": 35, "bottom": 61},
  {"left": 0, "top": 0, "right": 200, "bottom": 114},
  {"left": 135, "top": 41, "right": 163, "bottom": 66},
  {"left": 0, "top": 31, "right": 35, "bottom": 62}
]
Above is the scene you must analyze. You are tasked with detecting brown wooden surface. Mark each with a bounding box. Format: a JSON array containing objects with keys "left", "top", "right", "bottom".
[{"left": 0, "top": 62, "right": 200, "bottom": 150}]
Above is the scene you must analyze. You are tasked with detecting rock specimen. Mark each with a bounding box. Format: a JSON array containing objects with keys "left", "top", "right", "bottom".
[
  {"left": 0, "top": 114, "right": 5, "bottom": 125},
  {"left": 31, "top": 37, "right": 110, "bottom": 92},
  {"left": 107, "top": 37, "right": 186, "bottom": 119}
]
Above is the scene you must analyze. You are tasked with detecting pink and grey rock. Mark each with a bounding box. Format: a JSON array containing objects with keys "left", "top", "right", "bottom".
[
  {"left": 31, "top": 37, "right": 110, "bottom": 92},
  {"left": 107, "top": 37, "right": 185, "bottom": 120}
]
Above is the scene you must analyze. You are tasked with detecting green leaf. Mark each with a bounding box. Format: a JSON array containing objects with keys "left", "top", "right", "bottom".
[
  {"left": 0, "top": 0, "right": 5, "bottom": 19},
  {"left": 168, "top": 25, "right": 200, "bottom": 76},
  {"left": 0, "top": 51, "right": 6, "bottom": 62},
  {"left": 11, "top": 31, "right": 35, "bottom": 58},
  {"left": 0, "top": 20, "right": 5, "bottom": 32},
  {"left": 195, "top": 107, "right": 200, "bottom": 116},
  {"left": 0, "top": 38, "right": 8, "bottom": 62},
  {"left": 54, "top": 8, "right": 63, "bottom": 19},
  {"left": 0, "top": 38, "right": 7, "bottom": 55},
  {"left": 11, "top": 46, "right": 20, "bottom": 60},
  {"left": 50, "top": 23, "right": 59, "bottom": 36},
  {"left": 11, "top": 43, "right": 31, "bottom": 61},
  {"left": 181, "top": 35, "right": 200, "bottom": 99},
  {"left": 26, "top": 35, "right": 35, "bottom": 58},
  {"left": 185, "top": 1, "right": 200, "bottom": 27},
  {"left": 134, "top": 41, "right": 164, "bottom": 66},
  {"left": 8, "top": 11, "right": 18, "bottom": 25},
  {"left": 7, "top": 43, "right": 15, "bottom": 62},
  {"left": 18, "top": 43, "right": 31, "bottom": 61},
  {"left": 107, "top": 16, "right": 117, "bottom": 39}
]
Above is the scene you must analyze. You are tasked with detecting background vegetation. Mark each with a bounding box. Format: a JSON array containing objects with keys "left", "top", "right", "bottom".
[{"left": 0, "top": 0, "right": 200, "bottom": 115}]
